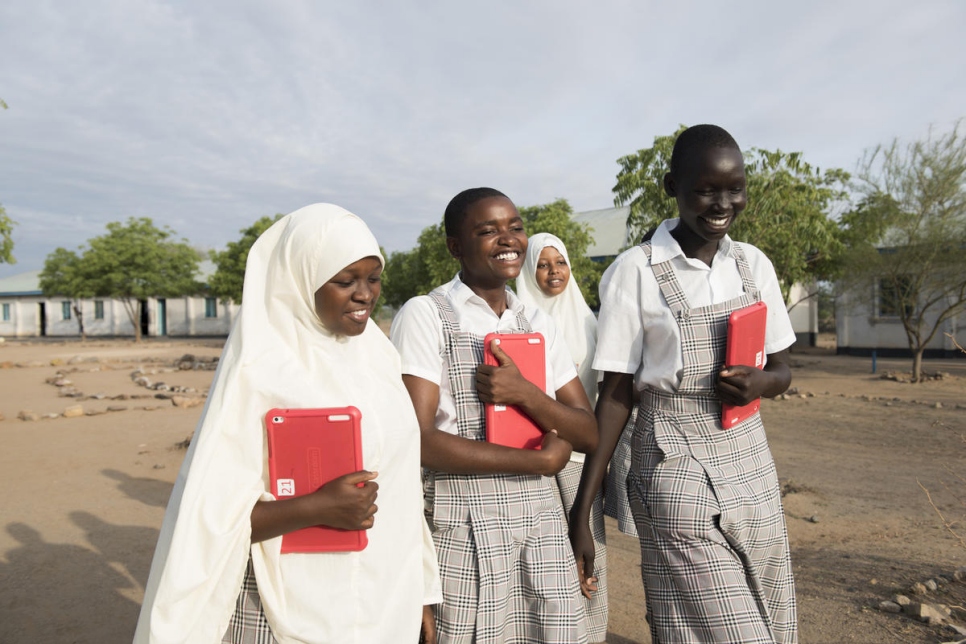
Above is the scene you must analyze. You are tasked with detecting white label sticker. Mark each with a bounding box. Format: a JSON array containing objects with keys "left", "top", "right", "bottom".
[{"left": 277, "top": 479, "right": 295, "bottom": 496}]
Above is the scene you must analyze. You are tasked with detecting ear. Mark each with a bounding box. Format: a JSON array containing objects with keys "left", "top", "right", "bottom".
[
  {"left": 445, "top": 236, "right": 462, "bottom": 260},
  {"left": 663, "top": 172, "right": 677, "bottom": 198}
]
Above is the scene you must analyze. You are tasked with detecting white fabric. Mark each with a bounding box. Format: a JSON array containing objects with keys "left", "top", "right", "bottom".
[
  {"left": 134, "top": 204, "right": 441, "bottom": 644},
  {"left": 594, "top": 218, "right": 796, "bottom": 392},
  {"left": 389, "top": 274, "right": 577, "bottom": 436},
  {"left": 516, "top": 233, "right": 598, "bottom": 464}
]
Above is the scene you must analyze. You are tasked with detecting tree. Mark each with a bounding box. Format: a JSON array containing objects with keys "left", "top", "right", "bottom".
[
  {"left": 381, "top": 199, "right": 601, "bottom": 309},
  {"left": 837, "top": 122, "right": 966, "bottom": 382},
  {"left": 209, "top": 214, "right": 284, "bottom": 304},
  {"left": 43, "top": 218, "right": 203, "bottom": 342},
  {"left": 0, "top": 202, "right": 14, "bottom": 264},
  {"left": 39, "top": 248, "right": 93, "bottom": 339},
  {"left": 613, "top": 126, "right": 850, "bottom": 303}
]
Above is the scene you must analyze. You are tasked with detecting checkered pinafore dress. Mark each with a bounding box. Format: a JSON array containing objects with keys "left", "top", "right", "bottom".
[
  {"left": 426, "top": 289, "right": 587, "bottom": 644},
  {"left": 627, "top": 242, "right": 798, "bottom": 644}
]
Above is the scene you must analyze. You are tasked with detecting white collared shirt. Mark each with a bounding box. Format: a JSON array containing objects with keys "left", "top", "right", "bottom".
[
  {"left": 390, "top": 274, "right": 578, "bottom": 436},
  {"left": 593, "top": 219, "right": 796, "bottom": 393}
]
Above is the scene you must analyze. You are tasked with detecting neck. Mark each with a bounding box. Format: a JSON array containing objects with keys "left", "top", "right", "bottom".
[
  {"left": 461, "top": 273, "right": 509, "bottom": 316},
  {"left": 671, "top": 222, "right": 718, "bottom": 268}
]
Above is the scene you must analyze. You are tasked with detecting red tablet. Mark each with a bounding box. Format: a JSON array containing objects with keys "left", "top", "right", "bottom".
[
  {"left": 483, "top": 332, "right": 546, "bottom": 450},
  {"left": 721, "top": 302, "right": 768, "bottom": 430},
  {"left": 265, "top": 406, "right": 367, "bottom": 553}
]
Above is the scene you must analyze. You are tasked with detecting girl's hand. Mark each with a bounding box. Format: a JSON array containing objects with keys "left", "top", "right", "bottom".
[
  {"left": 716, "top": 365, "right": 767, "bottom": 407},
  {"left": 307, "top": 470, "right": 379, "bottom": 530},
  {"left": 475, "top": 340, "right": 531, "bottom": 406},
  {"left": 534, "top": 430, "right": 572, "bottom": 476},
  {"left": 569, "top": 519, "right": 598, "bottom": 599}
]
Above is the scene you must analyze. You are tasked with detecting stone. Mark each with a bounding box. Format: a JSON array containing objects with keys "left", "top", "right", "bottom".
[
  {"left": 49, "top": 358, "right": 64, "bottom": 366},
  {"left": 878, "top": 600, "right": 901, "bottom": 613},
  {"left": 953, "top": 567, "right": 966, "bottom": 583},
  {"left": 925, "top": 578, "right": 939, "bottom": 592},
  {"left": 910, "top": 581, "right": 928, "bottom": 595},
  {"left": 62, "top": 405, "right": 85, "bottom": 418},
  {"left": 904, "top": 601, "right": 946, "bottom": 624},
  {"left": 17, "top": 410, "right": 40, "bottom": 421},
  {"left": 133, "top": 376, "right": 151, "bottom": 387},
  {"left": 106, "top": 406, "right": 128, "bottom": 412},
  {"left": 893, "top": 594, "right": 911, "bottom": 606},
  {"left": 171, "top": 396, "right": 204, "bottom": 409},
  {"left": 85, "top": 409, "right": 107, "bottom": 416}
]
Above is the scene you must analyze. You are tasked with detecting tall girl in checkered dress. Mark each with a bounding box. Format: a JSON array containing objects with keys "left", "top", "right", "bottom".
[
  {"left": 391, "top": 188, "right": 598, "bottom": 644},
  {"left": 135, "top": 205, "right": 441, "bottom": 644},
  {"left": 570, "top": 125, "right": 798, "bottom": 643}
]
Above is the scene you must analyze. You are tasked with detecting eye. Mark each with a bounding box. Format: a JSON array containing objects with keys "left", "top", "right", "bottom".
[
  {"left": 368, "top": 275, "right": 382, "bottom": 284},
  {"left": 730, "top": 186, "right": 745, "bottom": 194}
]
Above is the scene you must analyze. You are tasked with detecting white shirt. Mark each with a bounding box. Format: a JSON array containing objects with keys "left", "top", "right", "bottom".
[
  {"left": 390, "top": 275, "right": 578, "bottom": 436},
  {"left": 594, "top": 219, "right": 796, "bottom": 393}
]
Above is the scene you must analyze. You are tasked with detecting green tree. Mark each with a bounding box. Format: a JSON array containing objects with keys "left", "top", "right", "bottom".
[
  {"left": 43, "top": 218, "right": 202, "bottom": 342},
  {"left": 209, "top": 214, "right": 284, "bottom": 304},
  {"left": 39, "top": 248, "right": 94, "bottom": 339},
  {"left": 381, "top": 199, "right": 601, "bottom": 309},
  {"left": 0, "top": 202, "right": 15, "bottom": 264},
  {"left": 613, "top": 127, "right": 850, "bottom": 303},
  {"left": 837, "top": 122, "right": 966, "bottom": 382}
]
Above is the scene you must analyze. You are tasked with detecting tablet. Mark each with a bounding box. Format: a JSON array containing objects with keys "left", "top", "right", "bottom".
[
  {"left": 721, "top": 301, "right": 768, "bottom": 430},
  {"left": 265, "top": 406, "right": 368, "bottom": 553},
  {"left": 482, "top": 332, "right": 546, "bottom": 450}
]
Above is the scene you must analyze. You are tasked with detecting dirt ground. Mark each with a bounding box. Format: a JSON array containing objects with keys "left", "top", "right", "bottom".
[{"left": 1, "top": 335, "right": 964, "bottom": 643}]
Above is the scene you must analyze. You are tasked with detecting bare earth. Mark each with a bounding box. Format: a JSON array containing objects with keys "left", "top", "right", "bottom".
[{"left": 1, "top": 336, "right": 964, "bottom": 644}]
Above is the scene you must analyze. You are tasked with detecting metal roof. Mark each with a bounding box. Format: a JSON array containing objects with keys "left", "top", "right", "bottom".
[
  {"left": 571, "top": 206, "right": 631, "bottom": 258},
  {"left": 0, "top": 261, "right": 217, "bottom": 298}
]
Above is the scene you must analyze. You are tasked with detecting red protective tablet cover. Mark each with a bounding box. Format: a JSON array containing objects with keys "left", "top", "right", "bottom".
[
  {"left": 483, "top": 332, "right": 546, "bottom": 450},
  {"left": 265, "top": 406, "right": 367, "bottom": 553},
  {"left": 721, "top": 302, "right": 768, "bottom": 430}
]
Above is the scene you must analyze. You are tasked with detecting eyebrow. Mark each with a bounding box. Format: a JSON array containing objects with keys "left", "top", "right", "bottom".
[{"left": 472, "top": 216, "right": 523, "bottom": 229}]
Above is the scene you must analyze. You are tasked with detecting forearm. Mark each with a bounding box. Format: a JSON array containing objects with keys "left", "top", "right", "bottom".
[
  {"left": 516, "top": 383, "right": 597, "bottom": 453},
  {"left": 761, "top": 351, "right": 792, "bottom": 398},
  {"left": 570, "top": 373, "right": 634, "bottom": 523},
  {"left": 421, "top": 428, "right": 557, "bottom": 476},
  {"left": 250, "top": 496, "right": 316, "bottom": 543}
]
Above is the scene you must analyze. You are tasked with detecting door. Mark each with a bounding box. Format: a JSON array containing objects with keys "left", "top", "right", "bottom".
[
  {"left": 38, "top": 302, "right": 47, "bottom": 337},
  {"left": 157, "top": 299, "right": 167, "bottom": 336}
]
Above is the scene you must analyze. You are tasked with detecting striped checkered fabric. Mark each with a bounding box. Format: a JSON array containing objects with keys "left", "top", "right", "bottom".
[
  {"left": 426, "top": 289, "right": 588, "bottom": 644},
  {"left": 625, "top": 242, "right": 797, "bottom": 644},
  {"left": 554, "top": 460, "right": 608, "bottom": 642},
  {"left": 222, "top": 558, "right": 279, "bottom": 644},
  {"left": 603, "top": 405, "right": 640, "bottom": 537}
]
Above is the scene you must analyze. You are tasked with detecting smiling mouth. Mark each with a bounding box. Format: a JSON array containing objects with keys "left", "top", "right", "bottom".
[
  {"left": 346, "top": 308, "right": 370, "bottom": 322},
  {"left": 702, "top": 215, "right": 732, "bottom": 230},
  {"left": 494, "top": 251, "right": 520, "bottom": 262}
]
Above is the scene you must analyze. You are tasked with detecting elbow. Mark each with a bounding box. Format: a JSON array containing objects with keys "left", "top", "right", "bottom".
[{"left": 580, "top": 415, "right": 599, "bottom": 454}]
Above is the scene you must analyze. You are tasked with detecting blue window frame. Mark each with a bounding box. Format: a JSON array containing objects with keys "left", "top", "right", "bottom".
[
  {"left": 205, "top": 297, "right": 218, "bottom": 318},
  {"left": 62, "top": 301, "right": 72, "bottom": 320}
]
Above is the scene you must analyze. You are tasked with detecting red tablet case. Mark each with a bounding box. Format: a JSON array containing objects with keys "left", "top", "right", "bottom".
[
  {"left": 721, "top": 302, "right": 768, "bottom": 430},
  {"left": 265, "top": 406, "right": 367, "bottom": 553},
  {"left": 483, "top": 332, "right": 546, "bottom": 450}
]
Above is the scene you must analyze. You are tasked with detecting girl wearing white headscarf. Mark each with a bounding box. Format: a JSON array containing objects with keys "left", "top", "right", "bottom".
[
  {"left": 515, "top": 232, "right": 608, "bottom": 643},
  {"left": 134, "top": 204, "right": 441, "bottom": 644}
]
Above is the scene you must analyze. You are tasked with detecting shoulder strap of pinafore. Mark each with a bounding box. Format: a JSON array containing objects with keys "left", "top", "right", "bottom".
[
  {"left": 729, "top": 243, "right": 761, "bottom": 301},
  {"left": 640, "top": 239, "right": 692, "bottom": 320}
]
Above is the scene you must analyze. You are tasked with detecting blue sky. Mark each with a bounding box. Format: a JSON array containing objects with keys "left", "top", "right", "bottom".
[{"left": 1, "top": 0, "right": 964, "bottom": 277}]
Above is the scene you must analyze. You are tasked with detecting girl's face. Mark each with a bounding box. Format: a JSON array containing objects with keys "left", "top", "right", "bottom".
[
  {"left": 314, "top": 256, "right": 382, "bottom": 336},
  {"left": 447, "top": 196, "right": 527, "bottom": 289},
  {"left": 534, "top": 246, "right": 570, "bottom": 297},
  {"left": 665, "top": 146, "right": 747, "bottom": 247}
]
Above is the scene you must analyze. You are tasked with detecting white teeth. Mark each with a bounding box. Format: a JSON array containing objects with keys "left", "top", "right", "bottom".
[{"left": 495, "top": 252, "right": 518, "bottom": 261}]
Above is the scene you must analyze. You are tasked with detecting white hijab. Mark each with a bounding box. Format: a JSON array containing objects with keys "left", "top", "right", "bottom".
[
  {"left": 135, "top": 204, "right": 436, "bottom": 643},
  {"left": 516, "top": 232, "right": 598, "bottom": 406}
]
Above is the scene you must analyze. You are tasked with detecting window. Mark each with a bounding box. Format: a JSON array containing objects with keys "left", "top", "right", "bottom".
[
  {"left": 94, "top": 300, "right": 105, "bottom": 320},
  {"left": 2, "top": 303, "right": 9, "bottom": 321},
  {"left": 205, "top": 297, "right": 218, "bottom": 318},
  {"left": 877, "top": 276, "right": 914, "bottom": 318},
  {"left": 62, "top": 301, "right": 72, "bottom": 320}
]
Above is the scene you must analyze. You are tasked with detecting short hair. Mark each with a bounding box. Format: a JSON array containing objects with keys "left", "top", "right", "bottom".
[
  {"left": 443, "top": 187, "right": 508, "bottom": 237},
  {"left": 669, "top": 124, "right": 740, "bottom": 178}
]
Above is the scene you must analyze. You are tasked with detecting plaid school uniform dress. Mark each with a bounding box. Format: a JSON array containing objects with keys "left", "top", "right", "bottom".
[
  {"left": 426, "top": 289, "right": 587, "bottom": 644},
  {"left": 627, "top": 241, "right": 798, "bottom": 644}
]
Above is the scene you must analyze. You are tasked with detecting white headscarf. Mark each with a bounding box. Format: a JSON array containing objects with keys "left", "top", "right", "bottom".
[
  {"left": 516, "top": 232, "right": 598, "bottom": 407},
  {"left": 135, "top": 204, "right": 439, "bottom": 643}
]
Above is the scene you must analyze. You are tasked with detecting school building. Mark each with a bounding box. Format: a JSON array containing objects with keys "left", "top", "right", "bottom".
[{"left": 0, "top": 262, "right": 238, "bottom": 339}]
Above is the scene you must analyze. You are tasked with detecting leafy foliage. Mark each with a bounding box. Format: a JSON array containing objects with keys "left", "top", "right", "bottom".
[
  {"left": 0, "top": 202, "right": 15, "bottom": 264},
  {"left": 209, "top": 214, "right": 284, "bottom": 303},
  {"left": 837, "top": 121, "right": 966, "bottom": 381},
  {"left": 381, "top": 199, "right": 602, "bottom": 309},
  {"left": 40, "top": 218, "right": 202, "bottom": 341},
  {"left": 613, "top": 126, "right": 850, "bottom": 301}
]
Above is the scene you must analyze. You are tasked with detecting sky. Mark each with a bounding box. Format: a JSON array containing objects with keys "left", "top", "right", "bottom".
[{"left": 1, "top": 0, "right": 964, "bottom": 278}]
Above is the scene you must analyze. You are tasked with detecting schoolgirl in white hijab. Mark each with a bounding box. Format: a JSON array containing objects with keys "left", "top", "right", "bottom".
[
  {"left": 515, "top": 232, "right": 608, "bottom": 643},
  {"left": 135, "top": 204, "right": 441, "bottom": 644}
]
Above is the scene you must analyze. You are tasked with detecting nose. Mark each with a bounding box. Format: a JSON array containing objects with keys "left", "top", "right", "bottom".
[{"left": 352, "top": 282, "right": 374, "bottom": 302}]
